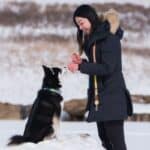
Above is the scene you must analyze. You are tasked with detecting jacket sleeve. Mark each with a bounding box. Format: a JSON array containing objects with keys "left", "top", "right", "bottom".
[{"left": 79, "top": 35, "right": 120, "bottom": 76}]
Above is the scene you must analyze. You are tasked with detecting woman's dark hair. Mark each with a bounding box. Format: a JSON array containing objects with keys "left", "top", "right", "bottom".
[{"left": 73, "top": 4, "right": 99, "bottom": 54}]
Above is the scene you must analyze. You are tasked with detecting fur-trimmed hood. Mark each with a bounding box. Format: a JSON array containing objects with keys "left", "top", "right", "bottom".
[
  {"left": 83, "top": 9, "right": 123, "bottom": 51},
  {"left": 100, "top": 9, "right": 120, "bottom": 34}
]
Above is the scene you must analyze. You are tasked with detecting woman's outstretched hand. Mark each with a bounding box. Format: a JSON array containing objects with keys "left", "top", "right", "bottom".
[
  {"left": 67, "top": 53, "right": 82, "bottom": 73},
  {"left": 68, "top": 63, "right": 79, "bottom": 73},
  {"left": 71, "top": 53, "right": 82, "bottom": 64}
]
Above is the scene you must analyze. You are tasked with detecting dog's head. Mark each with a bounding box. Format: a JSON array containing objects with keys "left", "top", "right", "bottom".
[{"left": 42, "top": 65, "right": 62, "bottom": 89}]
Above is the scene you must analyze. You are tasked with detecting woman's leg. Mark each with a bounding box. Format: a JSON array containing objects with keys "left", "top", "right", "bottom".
[
  {"left": 96, "top": 122, "right": 113, "bottom": 150},
  {"left": 103, "top": 120, "right": 127, "bottom": 150}
]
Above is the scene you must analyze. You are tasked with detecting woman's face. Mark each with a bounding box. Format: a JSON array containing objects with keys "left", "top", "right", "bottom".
[{"left": 75, "top": 17, "right": 91, "bottom": 34}]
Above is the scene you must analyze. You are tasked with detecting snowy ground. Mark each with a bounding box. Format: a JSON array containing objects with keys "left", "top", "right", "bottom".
[{"left": 0, "top": 121, "right": 150, "bottom": 150}]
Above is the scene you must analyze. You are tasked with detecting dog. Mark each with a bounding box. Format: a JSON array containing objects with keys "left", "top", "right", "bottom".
[{"left": 8, "top": 65, "right": 63, "bottom": 145}]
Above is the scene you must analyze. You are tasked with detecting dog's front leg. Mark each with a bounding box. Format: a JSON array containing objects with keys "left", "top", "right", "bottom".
[{"left": 52, "top": 115, "right": 60, "bottom": 139}]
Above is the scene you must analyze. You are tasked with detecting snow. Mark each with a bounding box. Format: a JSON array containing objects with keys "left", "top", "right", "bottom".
[
  {"left": 0, "top": 26, "right": 150, "bottom": 49},
  {"left": 0, "top": 25, "right": 76, "bottom": 40},
  {"left": 1, "top": 65, "right": 150, "bottom": 115},
  {"left": 0, "top": 68, "right": 88, "bottom": 105},
  {"left": 0, "top": 67, "right": 42, "bottom": 105},
  {"left": 1, "top": 49, "right": 150, "bottom": 104},
  {"left": 1, "top": 0, "right": 150, "bottom": 8},
  {"left": 0, "top": 40, "right": 149, "bottom": 116},
  {"left": 133, "top": 103, "right": 150, "bottom": 114},
  {"left": 123, "top": 31, "right": 150, "bottom": 49},
  {"left": 0, "top": 121, "right": 150, "bottom": 150},
  {"left": 5, "top": 135, "right": 100, "bottom": 150},
  {"left": 122, "top": 53, "right": 150, "bottom": 95}
]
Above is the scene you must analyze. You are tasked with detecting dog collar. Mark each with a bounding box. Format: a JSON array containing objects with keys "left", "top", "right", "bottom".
[{"left": 43, "top": 88, "right": 61, "bottom": 95}]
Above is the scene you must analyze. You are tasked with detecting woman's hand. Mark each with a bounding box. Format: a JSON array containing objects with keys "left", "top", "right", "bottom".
[
  {"left": 71, "top": 53, "right": 82, "bottom": 64},
  {"left": 67, "top": 53, "right": 82, "bottom": 73},
  {"left": 67, "top": 62, "right": 79, "bottom": 73}
]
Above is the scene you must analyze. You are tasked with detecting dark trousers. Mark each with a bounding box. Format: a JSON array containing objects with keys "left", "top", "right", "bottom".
[{"left": 96, "top": 120, "right": 127, "bottom": 150}]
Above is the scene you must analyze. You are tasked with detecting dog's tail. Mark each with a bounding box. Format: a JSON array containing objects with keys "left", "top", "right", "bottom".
[{"left": 7, "top": 135, "right": 29, "bottom": 146}]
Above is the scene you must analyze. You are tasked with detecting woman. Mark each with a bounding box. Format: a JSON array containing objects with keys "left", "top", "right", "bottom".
[{"left": 68, "top": 5, "right": 133, "bottom": 150}]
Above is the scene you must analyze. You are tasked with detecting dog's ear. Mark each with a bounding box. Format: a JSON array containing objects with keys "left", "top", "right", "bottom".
[
  {"left": 42, "top": 65, "right": 50, "bottom": 75},
  {"left": 52, "top": 67, "right": 62, "bottom": 76}
]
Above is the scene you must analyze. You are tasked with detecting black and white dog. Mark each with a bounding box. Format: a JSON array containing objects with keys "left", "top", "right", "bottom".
[{"left": 8, "top": 65, "right": 63, "bottom": 145}]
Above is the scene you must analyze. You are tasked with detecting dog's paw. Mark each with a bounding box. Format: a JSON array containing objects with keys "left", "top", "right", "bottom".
[
  {"left": 43, "top": 133, "right": 56, "bottom": 141},
  {"left": 50, "top": 134, "right": 57, "bottom": 139}
]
